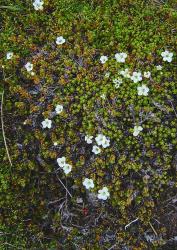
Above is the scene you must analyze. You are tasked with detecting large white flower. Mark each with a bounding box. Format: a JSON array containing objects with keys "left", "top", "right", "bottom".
[
  {"left": 144, "top": 71, "right": 151, "bottom": 78},
  {"left": 115, "top": 52, "right": 127, "bottom": 63},
  {"left": 98, "top": 187, "right": 110, "bottom": 200},
  {"left": 63, "top": 164, "right": 72, "bottom": 175},
  {"left": 131, "top": 72, "right": 142, "bottom": 83},
  {"left": 92, "top": 145, "right": 101, "bottom": 155},
  {"left": 6, "top": 52, "right": 13, "bottom": 60},
  {"left": 57, "top": 157, "right": 66, "bottom": 168},
  {"left": 85, "top": 135, "right": 93, "bottom": 144},
  {"left": 25, "top": 62, "right": 33, "bottom": 72},
  {"left": 41, "top": 118, "right": 52, "bottom": 129},
  {"left": 119, "top": 68, "right": 131, "bottom": 78},
  {"left": 55, "top": 104, "right": 63, "bottom": 114},
  {"left": 100, "top": 55, "right": 108, "bottom": 64},
  {"left": 83, "top": 178, "right": 94, "bottom": 189},
  {"left": 33, "top": 0, "right": 44, "bottom": 11},
  {"left": 133, "top": 125, "right": 143, "bottom": 137},
  {"left": 161, "top": 50, "right": 173, "bottom": 62},
  {"left": 137, "top": 84, "right": 149, "bottom": 96},
  {"left": 56, "top": 36, "right": 66, "bottom": 45}
]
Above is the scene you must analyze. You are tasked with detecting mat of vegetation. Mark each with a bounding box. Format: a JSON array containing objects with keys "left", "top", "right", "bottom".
[{"left": 0, "top": 0, "right": 177, "bottom": 249}]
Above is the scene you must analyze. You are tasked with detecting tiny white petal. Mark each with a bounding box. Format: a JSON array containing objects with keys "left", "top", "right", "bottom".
[
  {"left": 55, "top": 104, "right": 63, "bottom": 114},
  {"left": 25, "top": 62, "right": 33, "bottom": 72},
  {"left": 63, "top": 164, "right": 72, "bottom": 174},
  {"left": 6, "top": 52, "right": 13, "bottom": 60},
  {"left": 56, "top": 36, "right": 66, "bottom": 45}
]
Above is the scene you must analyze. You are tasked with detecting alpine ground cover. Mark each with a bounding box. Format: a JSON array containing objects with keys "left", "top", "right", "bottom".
[{"left": 0, "top": 0, "right": 177, "bottom": 249}]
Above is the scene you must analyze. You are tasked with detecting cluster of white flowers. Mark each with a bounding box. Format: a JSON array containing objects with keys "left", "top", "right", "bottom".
[
  {"left": 57, "top": 156, "right": 72, "bottom": 175},
  {"left": 82, "top": 178, "right": 110, "bottom": 200},
  {"left": 33, "top": 0, "right": 44, "bottom": 11},
  {"left": 41, "top": 104, "right": 63, "bottom": 129},
  {"left": 84, "top": 134, "right": 110, "bottom": 155}
]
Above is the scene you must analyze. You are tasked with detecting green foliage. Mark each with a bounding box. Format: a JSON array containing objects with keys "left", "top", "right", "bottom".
[{"left": 0, "top": 0, "right": 176, "bottom": 249}]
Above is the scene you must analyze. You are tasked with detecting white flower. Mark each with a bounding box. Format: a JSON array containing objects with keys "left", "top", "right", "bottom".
[
  {"left": 115, "top": 52, "right": 127, "bottom": 63},
  {"left": 41, "top": 118, "right": 52, "bottom": 129},
  {"left": 102, "top": 138, "right": 110, "bottom": 148},
  {"left": 95, "top": 134, "right": 110, "bottom": 148},
  {"left": 83, "top": 178, "right": 94, "bottom": 189},
  {"left": 57, "top": 157, "right": 66, "bottom": 168},
  {"left": 25, "top": 62, "right": 33, "bottom": 72},
  {"left": 63, "top": 163, "right": 72, "bottom": 175},
  {"left": 137, "top": 84, "right": 149, "bottom": 96},
  {"left": 92, "top": 145, "right": 101, "bottom": 155},
  {"left": 113, "top": 78, "right": 122, "bottom": 88},
  {"left": 33, "top": 0, "right": 44, "bottom": 11},
  {"left": 100, "top": 55, "right": 108, "bottom": 64},
  {"left": 144, "top": 71, "right": 151, "bottom": 78},
  {"left": 156, "top": 65, "right": 162, "bottom": 71},
  {"left": 98, "top": 187, "right": 110, "bottom": 200},
  {"left": 161, "top": 50, "right": 173, "bottom": 62},
  {"left": 131, "top": 72, "right": 142, "bottom": 83},
  {"left": 54, "top": 142, "right": 58, "bottom": 146},
  {"left": 85, "top": 135, "right": 93, "bottom": 144},
  {"left": 6, "top": 52, "right": 13, "bottom": 60},
  {"left": 101, "top": 94, "right": 106, "bottom": 99},
  {"left": 31, "top": 72, "right": 35, "bottom": 76},
  {"left": 105, "top": 72, "right": 110, "bottom": 78},
  {"left": 119, "top": 68, "right": 131, "bottom": 78},
  {"left": 133, "top": 125, "right": 143, "bottom": 137},
  {"left": 56, "top": 36, "right": 65, "bottom": 45},
  {"left": 55, "top": 104, "right": 63, "bottom": 114}
]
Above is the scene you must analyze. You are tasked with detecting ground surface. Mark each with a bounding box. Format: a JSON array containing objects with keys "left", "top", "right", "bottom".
[{"left": 0, "top": 0, "right": 177, "bottom": 249}]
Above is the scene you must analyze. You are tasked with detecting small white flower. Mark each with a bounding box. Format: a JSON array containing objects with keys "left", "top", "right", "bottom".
[
  {"left": 25, "top": 62, "right": 33, "bottom": 72},
  {"left": 98, "top": 187, "right": 110, "bottom": 200},
  {"left": 156, "top": 65, "right": 162, "bottom": 71},
  {"left": 144, "top": 71, "right": 151, "bottom": 78},
  {"left": 161, "top": 50, "right": 173, "bottom": 62},
  {"left": 63, "top": 164, "right": 72, "bottom": 174},
  {"left": 105, "top": 72, "right": 110, "bottom": 78},
  {"left": 33, "top": 0, "right": 44, "bottom": 11},
  {"left": 55, "top": 104, "right": 63, "bottom": 114},
  {"left": 57, "top": 157, "right": 66, "bottom": 168},
  {"left": 131, "top": 72, "right": 142, "bottom": 83},
  {"left": 6, "top": 52, "right": 13, "bottom": 60},
  {"left": 92, "top": 145, "right": 101, "bottom": 155},
  {"left": 95, "top": 134, "right": 110, "bottom": 148},
  {"left": 133, "top": 125, "right": 143, "bottom": 137},
  {"left": 102, "top": 138, "right": 110, "bottom": 148},
  {"left": 113, "top": 78, "right": 122, "bottom": 88},
  {"left": 56, "top": 36, "right": 66, "bottom": 45},
  {"left": 101, "top": 94, "right": 106, "bottom": 99},
  {"left": 119, "top": 68, "right": 131, "bottom": 78},
  {"left": 137, "top": 84, "right": 149, "bottom": 96},
  {"left": 54, "top": 142, "right": 58, "bottom": 146},
  {"left": 31, "top": 72, "right": 35, "bottom": 76},
  {"left": 85, "top": 135, "right": 93, "bottom": 144},
  {"left": 83, "top": 178, "right": 94, "bottom": 189},
  {"left": 41, "top": 118, "right": 52, "bottom": 129},
  {"left": 115, "top": 52, "right": 127, "bottom": 63},
  {"left": 100, "top": 55, "right": 108, "bottom": 64}
]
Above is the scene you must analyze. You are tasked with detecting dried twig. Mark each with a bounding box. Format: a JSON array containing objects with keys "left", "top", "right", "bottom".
[
  {"left": 125, "top": 218, "right": 139, "bottom": 230},
  {"left": 56, "top": 173, "right": 72, "bottom": 198},
  {"left": 0, "top": 90, "right": 13, "bottom": 168},
  {"left": 149, "top": 222, "right": 158, "bottom": 236}
]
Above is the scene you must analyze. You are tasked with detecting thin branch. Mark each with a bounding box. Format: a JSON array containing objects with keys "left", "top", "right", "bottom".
[
  {"left": 149, "top": 222, "right": 158, "bottom": 236},
  {"left": 0, "top": 90, "right": 13, "bottom": 168},
  {"left": 125, "top": 218, "right": 139, "bottom": 230},
  {"left": 56, "top": 173, "right": 72, "bottom": 198}
]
